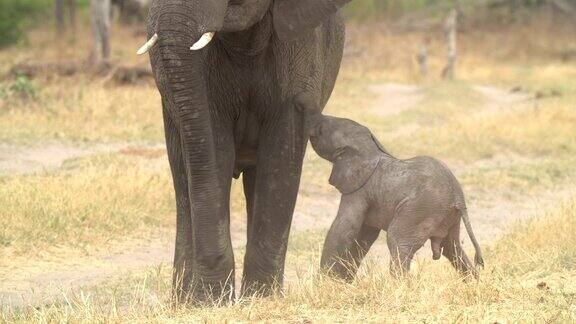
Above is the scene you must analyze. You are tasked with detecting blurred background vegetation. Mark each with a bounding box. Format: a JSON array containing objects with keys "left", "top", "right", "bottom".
[
  {"left": 0, "top": 0, "right": 50, "bottom": 48},
  {"left": 2, "top": 0, "right": 575, "bottom": 48}
]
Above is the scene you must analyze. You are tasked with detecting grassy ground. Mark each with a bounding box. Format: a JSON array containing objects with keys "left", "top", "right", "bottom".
[
  {"left": 2, "top": 199, "right": 575, "bottom": 322},
  {"left": 1, "top": 12, "right": 575, "bottom": 322},
  {"left": 0, "top": 154, "right": 173, "bottom": 259}
]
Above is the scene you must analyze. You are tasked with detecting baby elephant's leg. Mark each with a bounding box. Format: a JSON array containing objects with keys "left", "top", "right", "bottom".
[
  {"left": 386, "top": 214, "right": 429, "bottom": 277},
  {"left": 443, "top": 222, "right": 478, "bottom": 278},
  {"left": 348, "top": 224, "right": 380, "bottom": 275},
  {"left": 321, "top": 195, "right": 376, "bottom": 281}
]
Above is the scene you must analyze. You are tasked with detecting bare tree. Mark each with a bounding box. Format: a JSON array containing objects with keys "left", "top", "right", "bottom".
[
  {"left": 417, "top": 35, "right": 430, "bottom": 77},
  {"left": 55, "top": 0, "right": 64, "bottom": 32},
  {"left": 442, "top": 8, "right": 458, "bottom": 80},
  {"left": 90, "top": 0, "right": 112, "bottom": 67},
  {"left": 112, "top": 0, "right": 151, "bottom": 24},
  {"left": 55, "top": 0, "right": 77, "bottom": 33},
  {"left": 67, "top": 0, "right": 76, "bottom": 29}
]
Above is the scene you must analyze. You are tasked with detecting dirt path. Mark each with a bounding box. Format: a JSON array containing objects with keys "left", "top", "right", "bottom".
[
  {"left": 0, "top": 142, "right": 165, "bottom": 175},
  {"left": 0, "top": 83, "right": 565, "bottom": 308},
  {"left": 367, "top": 83, "right": 425, "bottom": 116},
  {"left": 375, "top": 83, "right": 536, "bottom": 139},
  {"left": 0, "top": 232, "right": 174, "bottom": 307},
  {"left": 471, "top": 85, "right": 535, "bottom": 117}
]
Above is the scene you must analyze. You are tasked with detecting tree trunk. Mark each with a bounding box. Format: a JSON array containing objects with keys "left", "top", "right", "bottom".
[
  {"left": 90, "top": 0, "right": 112, "bottom": 67},
  {"left": 55, "top": 0, "right": 65, "bottom": 32},
  {"left": 417, "top": 35, "right": 430, "bottom": 77},
  {"left": 442, "top": 8, "right": 458, "bottom": 80},
  {"left": 55, "top": 0, "right": 76, "bottom": 33},
  {"left": 67, "top": 0, "right": 77, "bottom": 32}
]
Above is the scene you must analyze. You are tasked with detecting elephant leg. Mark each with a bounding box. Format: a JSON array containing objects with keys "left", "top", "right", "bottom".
[
  {"left": 203, "top": 116, "right": 237, "bottom": 301},
  {"left": 320, "top": 194, "right": 369, "bottom": 281},
  {"left": 442, "top": 222, "right": 477, "bottom": 278},
  {"left": 386, "top": 214, "right": 428, "bottom": 277},
  {"left": 163, "top": 108, "right": 194, "bottom": 302},
  {"left": 242, "top": 167, "right": 257, "bottom": 243},
  {"left": 387, "top": 238, "right": 416, "bottom": 277},
  {"left": 347, "top": 224, "right": 381, "bottom": 278},
  {"left": 167, "top": 106, "right": 236, "bottom": 304},
  {"left": 241, "top": 106, "right": 306, "bottom": 297}
]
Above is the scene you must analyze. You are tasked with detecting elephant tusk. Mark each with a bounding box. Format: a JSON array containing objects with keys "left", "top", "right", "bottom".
[
  {"left": 137, "top": 33, "right": 158, "bottom": 55},
  {"left": 190, "top": 32, "right": 215, "bottom": 51}
]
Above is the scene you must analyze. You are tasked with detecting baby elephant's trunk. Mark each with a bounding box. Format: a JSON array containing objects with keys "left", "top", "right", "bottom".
[
  {"left": 460, "top": 208, "right": 485, "bottom": 268},
  {"left": 294, "top": 92, "right": 323, "bottom": 137},
  {"left": 299, "top": 109, "right": 323, "bottom": 138}
]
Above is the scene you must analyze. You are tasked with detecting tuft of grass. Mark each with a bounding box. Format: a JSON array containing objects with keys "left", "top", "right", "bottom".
[
  {"left": 0, "top": 154, "right": 174, "bottom": 260},
  {"left": 0, "top": 81, "right": 164, "bottom": 143},
  {"left": 0, "top": 74, "right": 39, "bottom": 101},
  {"left": 459, "top": 156, "right": 576, "bottom": 195},
  {"left": 395, "top": 100, "right": 576, "bottom": 162},
  {"left": 491, "top": 199, "right": 576, "bottom": 276}
]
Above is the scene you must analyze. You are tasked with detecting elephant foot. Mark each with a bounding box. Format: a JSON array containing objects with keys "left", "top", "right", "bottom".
[
  {"left": 241, "top": 254, "right": 284, "bottom": 299},
  {"left": 321, "top": 260, "right": 357, "bottom": 282},
  {"left": 240, "top": 276, "right": 281, "bottom": 299},
  {"left": 171, "top": 258, "right": 236, "bottom": 306},
  {"left": 172, "top": 278, "right": 235, "bottom": 306}
]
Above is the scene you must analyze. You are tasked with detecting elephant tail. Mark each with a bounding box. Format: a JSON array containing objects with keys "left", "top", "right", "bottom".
[{"left": 459, "top": 207, "right": 485, "bottom": 268}]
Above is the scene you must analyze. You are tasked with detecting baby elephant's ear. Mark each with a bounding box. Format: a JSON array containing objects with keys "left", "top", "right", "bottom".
[
  {"left": 329, "top": 152, "right": 381, "bottom": 194},
  {"left": 273, "top": 0, "right": 351, "bottom": 41}
]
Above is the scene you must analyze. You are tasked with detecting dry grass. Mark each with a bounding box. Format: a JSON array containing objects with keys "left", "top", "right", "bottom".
[
  {"left": 393, "top": 96, "right": 576, "bottom": 161},
  {"left": 0, "top": 13, "right": 575, "bottom": 322},
  {"left": 0, "top": 154, "right": 174, "bottom": 262},
  {"left": 0, "top": 23, "right": 161, "bottom": 144},
  {"left": 2, "top": 198, "right": 575, "bottom": 322},
  {"left": 0, "top": 82, "right": 163, "bottom": 143}
]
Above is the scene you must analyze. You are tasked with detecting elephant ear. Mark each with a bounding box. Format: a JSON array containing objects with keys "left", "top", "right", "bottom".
[
  {"left": 329, "top": 146, "right": 381, "bottom": 194},
  {"left": 273, "top": 0, "right": 351, "bottom": 41}
]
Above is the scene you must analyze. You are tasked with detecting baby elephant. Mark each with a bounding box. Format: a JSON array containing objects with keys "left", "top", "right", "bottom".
[{"left": 307, "top": 113, "right": 484, "bottom": 280}]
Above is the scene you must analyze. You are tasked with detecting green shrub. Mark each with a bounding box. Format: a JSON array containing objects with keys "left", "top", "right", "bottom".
[
  {"left": 10, "top": 74, "right": 38, "bottom": 100},
  {"left": 0, "top": 74, "right": 38, "bottom": 103},
  {"left": 0, "top": 0, "right": 49, "bottom": 48}
]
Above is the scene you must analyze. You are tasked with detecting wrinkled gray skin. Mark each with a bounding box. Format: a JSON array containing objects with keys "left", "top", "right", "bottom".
[
  {"left": 306, "top": 113, "right": 484, "bottom": 280},
  {"left": 146, "top": 0, "right": 352, "bottom": 303}
]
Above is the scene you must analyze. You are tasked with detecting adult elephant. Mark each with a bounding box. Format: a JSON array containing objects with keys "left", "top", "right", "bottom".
[{"left": 140, "top": 0, "right": 351, "bottom": 303}]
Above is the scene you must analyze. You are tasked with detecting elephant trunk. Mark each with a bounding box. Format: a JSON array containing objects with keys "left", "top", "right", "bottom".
[{"left": 149, "top": 1, "right": 231, "bottom": 280}]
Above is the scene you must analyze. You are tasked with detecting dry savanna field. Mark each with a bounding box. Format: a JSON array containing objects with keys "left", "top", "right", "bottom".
[{"left": 0, "top": 11, "right": 576, "bottom": 322}]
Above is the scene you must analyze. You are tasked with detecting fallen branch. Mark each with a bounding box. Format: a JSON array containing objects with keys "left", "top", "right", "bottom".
[
  {"left": 442, "top": 8, "right": 458, "bottom": 80},
  {"left": 10, "top": 61, "right": 79, "bottom": 78},
  {"left": 7, "top": 61, "right": 153, "bottom": 85},
  {"left": 101, "top": 64, "right": 154, "bottom": 85}
]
